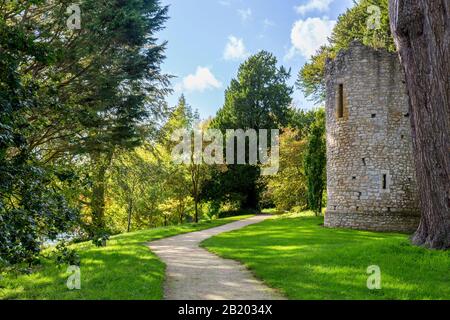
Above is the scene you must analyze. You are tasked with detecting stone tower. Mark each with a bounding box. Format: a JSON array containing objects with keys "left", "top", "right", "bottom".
[{"left": 324, "top": 42, "right": 420, "bottom": 233}]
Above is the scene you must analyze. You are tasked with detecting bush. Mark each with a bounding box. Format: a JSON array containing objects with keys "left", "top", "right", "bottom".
[
  {"left": 55, "top": 242, "right": 80, "bottom": 267},
  {"left": 218, "top": 209, "right": 258, "bottom": 219},
  {"left": 92, "top": 231, "right": 110, "bottom": 247}
]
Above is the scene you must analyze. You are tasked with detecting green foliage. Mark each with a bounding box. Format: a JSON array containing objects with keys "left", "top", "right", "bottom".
[
  {"left": 91, "top": 231, "right": 110, "bottom": 248},
  {"left": 1, "top": 0, "right": 170, "bottom": 268},
  {"left": 263, "top": 108, "right": 326, "bottom": 213},
  {"left": 297, "top": 0, "right": 395, "bottom": 103},
  {"left": 206, "top": 51, "right": 293, "bottom": 210},
  {"left": 296, "top": 46, "right": 333, "bottom": 104},
  {"left": 104, "top": 96, "right": 207, "bottom": 232},
  {"left": 55, "top": 242, "right": 81, "bottom": 267},
  {"left": 213, "top": 51, "right": 293, "bottom": 130},
  {"left": 107, "top": 149, "right": 166, "bottom": 232},
  {"left": 303, "top": 109, "right": 327, "bottom": 214},
  {"left": 0, "top": 1, "right": 79, "bottom": 268},
  {"left": 264, "top": 128, "right": 308, "bottom": 211}
]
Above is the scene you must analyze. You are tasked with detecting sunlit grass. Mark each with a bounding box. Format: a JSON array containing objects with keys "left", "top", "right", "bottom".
[
  {"left": 202, "top": 213, "right": 450, "bottom": 300},
  {"left": 0, "top": 215, "right": 252, "bottom": 300}
]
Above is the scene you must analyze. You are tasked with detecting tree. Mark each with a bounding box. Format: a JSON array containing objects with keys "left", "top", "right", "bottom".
[
  {"left": 265, "top": 129, "right": 308, "bottom": 211},
  {"left": 78, "top": 0, "right": 170, "bottom": 231},
  {"left": 0, "top": 1, "right": 78, "bottom": 268},
  {"left": 1, "top": 0, "right": 171, "bottom": 267},
  {"left": 303, "top": 109, "right": 327, "bottom": 215},
  {"left": 214, "top": 51, "right": 292, "bottom": 130},
  {"left": 160, "top": 96, "right": 200, "bottom": 223},
  {"left": 209, "top": 51, "right": 293, "bottom": 210},
  {"left": 296, "top": 46, "right": 334, "bottom": 104},
  {"left": 11, "top": 0, "right": 170, "bottom": 232},
  {"left": 110, "top": 151, "right": 145, "bottom": 232},
  {"left": 189, "top": 122, "right": 210, "bottom": 223},
  {"left": 297, "top": 0, "right": 395, "bottom": 103},
  {"left": 389, "top": 0, "right": 450, "bottom": 249}
]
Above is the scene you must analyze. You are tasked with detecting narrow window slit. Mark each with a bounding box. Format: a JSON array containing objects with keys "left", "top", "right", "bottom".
[
  {"left": 382, "top": 174, "right": 387, "bottom": 190},
  {"left": 337, "top": 84, "right": 344, "bottom": 118}
]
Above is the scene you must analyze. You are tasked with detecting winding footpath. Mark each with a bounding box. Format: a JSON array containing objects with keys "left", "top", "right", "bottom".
[{"left": 148, "top": 215, "right": 285, "bottom": 300}]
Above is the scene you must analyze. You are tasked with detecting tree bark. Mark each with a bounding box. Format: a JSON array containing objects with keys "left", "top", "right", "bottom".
[
  {"left": 194, "top": 199, "right": 199, "bottom": 223},
  {"left": 127, "top": 198, "right": 133, "bottom": 233},
  {"left": 91, "top": 150, "right": 114, "bottom": 230},
  {"left": 389, "top": 0, "right": 450, "bottom": 249}
]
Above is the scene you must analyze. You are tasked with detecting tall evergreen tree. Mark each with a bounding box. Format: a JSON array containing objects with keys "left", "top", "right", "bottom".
[
  {"left": 303, "top": 109, "right": 327, "bottom": 215},
  {"left": 206, "top": 51, "right": 293, "bottom": 210}
]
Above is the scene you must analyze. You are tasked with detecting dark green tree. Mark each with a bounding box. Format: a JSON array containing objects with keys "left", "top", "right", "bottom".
[
  {"left": 303, "top": 109, "right": 327, "bottom": 215},
  {"left": 206, "top": 51, "right": 293, "bottom": 210},
  {"left": 0, "top": 1, "right": 78, "bottom": 268},
  {"left": 0, "top": 0, "right": 171, "bottom": 267}
]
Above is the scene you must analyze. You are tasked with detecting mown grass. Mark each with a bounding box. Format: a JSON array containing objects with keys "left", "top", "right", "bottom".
[
  {"left": 0, "top": 215, "right": 252, "bottom": 300},
  {"left": 202, "top": 213, "right": 450, "bottom": 300}
]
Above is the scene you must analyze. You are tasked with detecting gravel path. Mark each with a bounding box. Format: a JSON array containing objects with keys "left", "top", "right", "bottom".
[{"left": 148, "top": 215, "right": 285, "bottom": 300}]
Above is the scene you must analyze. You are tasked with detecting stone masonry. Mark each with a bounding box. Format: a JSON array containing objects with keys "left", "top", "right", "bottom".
[{"left": 324, "top": 42, "right": 420, "bottom": 233}]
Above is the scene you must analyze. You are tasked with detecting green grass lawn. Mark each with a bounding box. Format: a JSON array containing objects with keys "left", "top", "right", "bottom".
[
  {"left": 0, "top": 215, "right": 252, "bottom": 300},
  {"left": 202, "top": 212, "right": 450, "bottom": 300}
]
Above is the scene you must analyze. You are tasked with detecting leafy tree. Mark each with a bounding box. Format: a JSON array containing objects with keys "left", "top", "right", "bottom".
[
  {"left": 208, "top": 51, "right": 293, "bottom": 210},
  {"left": 303, "top": 109, "right": 327, "bottom": 215},
  {"left": 9, "top": 0, "right": 170, "bottom": 232},
  {"left": 1, "top": 0, "right": 171, "bottom": 267},
  {"left": 214, "top": 51, "right": 292, "bottom": 130},
  {"left": 264, "top": 108, "right": 326, "bottom": 213},
  {"left": 160, "top": 96, "right": 200, "bottom": 224},
  {"left": 190, "top": 121, "right": 211, "bottom": 223},
  {"left": 297, "top": 0, "right": 395, "bottom": 103},
  {"left": 74, "top": 0, "right": 170, "bottom": 231},
  {"left": 0, "top": 1, "right": 78, "bottom": 268},
  {"left": 287, "top": 107, "right": 319, "bottom": 136},
  {"left": 264, "top": 129, "right": 308, "bottom": 211},
  {"left": 296, "top": 46, "right": 334, "bottom": 104},
  {"left": 109, "top": 150, "right": 151, "bottom": 233}
]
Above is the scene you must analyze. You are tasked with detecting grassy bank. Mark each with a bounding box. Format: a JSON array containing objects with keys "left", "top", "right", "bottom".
[
  {"left": 0, "top": 215, "right": 252, "bottom": 300},
  {"left": 202, "top": 213, "right": 450, "bottom": 300}
]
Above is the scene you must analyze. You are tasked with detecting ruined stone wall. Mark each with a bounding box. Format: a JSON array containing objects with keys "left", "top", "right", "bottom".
[{"left": 324, "top": 42, "right": 420, "bottom": 233}]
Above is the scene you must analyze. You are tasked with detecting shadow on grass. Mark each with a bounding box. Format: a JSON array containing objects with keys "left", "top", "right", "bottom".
[
  {"left": 0, "top": 215, "right": 253, "bottom": 300},
  {"left": 202, "top": 216, "right": 450, "bottom": 300}
]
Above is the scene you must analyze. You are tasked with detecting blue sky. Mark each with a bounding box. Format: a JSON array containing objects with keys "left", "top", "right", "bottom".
[{"left": 159, "top": 0, "right": 355, "bottom": 119}]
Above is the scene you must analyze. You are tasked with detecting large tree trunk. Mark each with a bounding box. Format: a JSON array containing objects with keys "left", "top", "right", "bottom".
[{"left": 389, "top": 0, "right": 450, "bottom": 249}]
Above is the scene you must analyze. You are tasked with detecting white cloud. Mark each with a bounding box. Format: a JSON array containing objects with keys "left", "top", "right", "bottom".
[
  {"left": 294, "top": 0, "right": 334, "bottom": 15},
  {"left": 237, "top": 8, "right": 252, "bottom": 22},
  {"left": 176, "top": 67, "right": 222, "bottom": 92},
  {"left": 263, "top": 18, "right": 276, "bottom": 28},
  {"left": 218, "top": 0, "right": 230, "bottom": 6},
  {"left": 223, "top": 36, "right": 249, "bottom": 61},
  {"left": 287, "top": 17, "right": 335, "bottom": 59}
]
